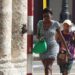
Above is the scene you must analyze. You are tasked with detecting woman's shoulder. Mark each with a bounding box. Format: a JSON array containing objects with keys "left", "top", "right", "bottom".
[
  {"left": 38, "top": 20, "right": 43, "bottom": 23},
  {"left": 51, "top": 20, "right": 59, "bottom": 23},
  {"left": 52, "top": 20, "right": 60, "bottom": 28},
  {"left": 37, "top": 20, "right": 43, "bottom": 29}
]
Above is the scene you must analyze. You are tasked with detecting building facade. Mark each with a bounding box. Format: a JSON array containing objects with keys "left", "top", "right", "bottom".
[{"left": 0, "top": 0, "right": 75, "bottom": 75}]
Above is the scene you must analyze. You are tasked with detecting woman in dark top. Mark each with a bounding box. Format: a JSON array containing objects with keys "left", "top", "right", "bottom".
[{"left": 57, "top": 19, "right": 75, "bottom": 75}]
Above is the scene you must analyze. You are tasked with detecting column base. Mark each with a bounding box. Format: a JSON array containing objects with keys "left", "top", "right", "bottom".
[
  {"left": 11, "top": 53, "right": 26, "bottom": 63},
  {"left": 0, "top": 61, "right": 26, "bottom": 75},
  {"left": 0, "top": 55, "right": 11, "bottom": 63}
]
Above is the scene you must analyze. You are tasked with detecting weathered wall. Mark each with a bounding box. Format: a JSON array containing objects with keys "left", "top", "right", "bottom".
[
  {"left": 0, "top": 0, "right": 12, "bottom": 59},
  {"left": 12, "top": 0, "right": 27, "bottom": 60}
]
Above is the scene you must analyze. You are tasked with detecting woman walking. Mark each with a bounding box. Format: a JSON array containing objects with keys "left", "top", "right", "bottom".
[{"left": 37, "top": 8, "right": 69, "bottom": 75}]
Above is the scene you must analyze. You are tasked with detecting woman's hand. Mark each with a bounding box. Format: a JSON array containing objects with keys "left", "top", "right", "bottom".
[
  {"left": 39, "top": 36, "right": 44, "bottom": 41},
  {"left": 67, "top": 50, "right": 72, "bottom": 57}
]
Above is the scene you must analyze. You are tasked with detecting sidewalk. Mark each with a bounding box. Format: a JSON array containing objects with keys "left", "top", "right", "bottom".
[{"left": 32, "top": 54, "right": 75, "bottom": 75}]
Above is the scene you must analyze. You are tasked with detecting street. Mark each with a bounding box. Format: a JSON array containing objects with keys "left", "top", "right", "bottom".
[{"left": 32, "top": 60, "right": 75, "bottom": 75}]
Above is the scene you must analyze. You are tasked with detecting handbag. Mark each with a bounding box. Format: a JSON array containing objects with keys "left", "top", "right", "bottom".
[
  {"left": 32, "top": 39, "right": 47, "bottom": 54},
  {"left": 57, "top": 50, "right": 70, "bottom": 65},
  {"left": 32, "top": 20, "right": 47, "bottom": 54}
]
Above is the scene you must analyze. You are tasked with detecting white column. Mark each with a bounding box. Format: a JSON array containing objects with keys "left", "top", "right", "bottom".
[
  {"left": 12, "top": 0, "right": 27, "bottom": 62},
  {"left": 0, "top": 0, "right": 27, "bottom": 75},
  {"left": 0, "top": 0, "right": 12, "bottom": 61}
]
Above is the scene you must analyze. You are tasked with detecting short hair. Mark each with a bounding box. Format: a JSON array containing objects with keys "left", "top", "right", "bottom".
[{"left": 43, "top": 8, "right": 53, "bottom": 15}]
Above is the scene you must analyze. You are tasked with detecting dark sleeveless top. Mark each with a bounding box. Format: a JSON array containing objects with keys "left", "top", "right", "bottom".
[{"left": 60, "top": 31, "right": 75, "bottom": 58}]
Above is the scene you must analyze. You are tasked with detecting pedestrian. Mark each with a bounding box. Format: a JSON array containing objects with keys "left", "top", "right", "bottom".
[
  {"left": 37, "top": 8, "right": 69, "bottom": 75},
  {"left": 57, "top": 19, "right": 75, "bottom": 75}
]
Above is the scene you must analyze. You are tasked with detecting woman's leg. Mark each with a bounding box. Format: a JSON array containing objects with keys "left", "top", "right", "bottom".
[
  {"left": 62, "top": 60, "right": 73, "bottom": 75},
  {"left": 48, "top": 58, "right": 55, "bottom": 75},
  {"left": 63, "top": 70, "right": 68, "bottom": 75},
  {"left": 42, "top": 59, "right": 49, "bottom": 75},
  {"left": 42, "top": 58, "right": 55, "bottom": 75}
]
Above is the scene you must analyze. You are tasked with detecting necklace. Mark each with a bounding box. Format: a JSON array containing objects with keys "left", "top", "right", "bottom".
[{"left": 43, "top": 20, "right": 52, "bottom": 30}]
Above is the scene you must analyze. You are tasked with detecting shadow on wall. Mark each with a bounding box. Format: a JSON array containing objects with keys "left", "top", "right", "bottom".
[
  {"left": 21, "top": 24, "right": 27, "bottom": 35},
  {"left": 0, "top": 71, "right": 3, "bottom": 75}
]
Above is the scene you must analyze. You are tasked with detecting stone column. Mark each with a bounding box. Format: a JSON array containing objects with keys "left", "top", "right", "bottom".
[
  {"left": 0, "top": 0, "right": 12, "bottom": 61},
  {"left": 12, "top": 0, "right": 27, "bottom": 62}
]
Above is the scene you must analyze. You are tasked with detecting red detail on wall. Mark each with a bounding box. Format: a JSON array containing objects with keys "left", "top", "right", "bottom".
[
  {"left": 28, "top": 0, "right": 34, "bottom": 16},
  {"left": 27, "top": 73, "right": 32, "bottom": 75},
  {"left": 27, "top": 34, "right": 33, "bottom": 54}
]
